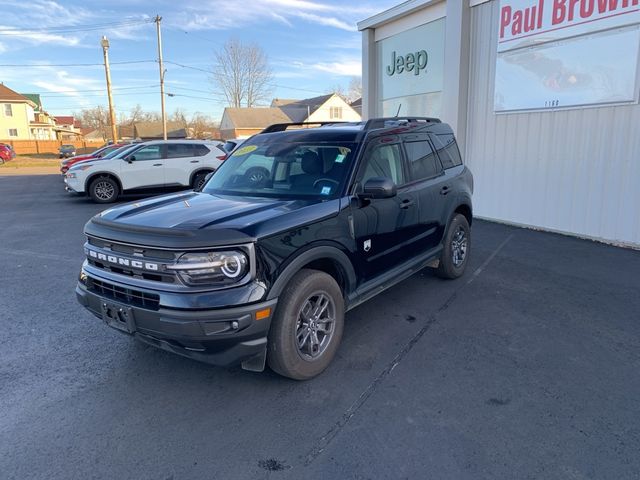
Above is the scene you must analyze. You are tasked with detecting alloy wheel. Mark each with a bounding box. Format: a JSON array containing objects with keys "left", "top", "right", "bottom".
[
  {"left": 94, "top": 181, "right": 115, "bottom": 201},
  {"left": 451, "top": 225, "right": 468, "bottom": 267},
  {"left": 295, "top": 291, "right": 336, "bottom": 360}
]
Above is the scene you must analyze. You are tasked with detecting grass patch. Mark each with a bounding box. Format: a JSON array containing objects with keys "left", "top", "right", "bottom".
[{"left": 0, "top": 156, "right": 60, "bottom": 168}]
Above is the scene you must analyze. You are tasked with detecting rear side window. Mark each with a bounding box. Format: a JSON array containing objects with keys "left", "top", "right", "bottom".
[
  {"left": 404, "top": 140, "right": 441, "bottom": 180},
  {"left": 432, "top": 134, "right": 463, "bottom": 169},
  {"left": 167, "top": 143, "right": 195, "bottom": 159},
  {"left": 195, "top": 144, "right": 211, "bottom": 157}
]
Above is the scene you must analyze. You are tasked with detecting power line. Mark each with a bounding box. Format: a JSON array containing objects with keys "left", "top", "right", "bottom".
[
  {"left": 0, "top": 60, "right": 156, "bottom": 67},
  {"left": 22, "top": 84, "right": 159, "bottom": 95},
  {"left": 163, "top": 60, "right": 325, "bottom": 95},
  {"left": 0, "top": 19, "right": 154, "bottom": 36}
]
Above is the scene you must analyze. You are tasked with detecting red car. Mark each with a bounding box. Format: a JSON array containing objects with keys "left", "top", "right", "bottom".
[
  {"left": 60, "top": 143, "right": 126, "bottom": 174},
  {"left": 0, "top": 143, "right": 16, "bottom": 164}
]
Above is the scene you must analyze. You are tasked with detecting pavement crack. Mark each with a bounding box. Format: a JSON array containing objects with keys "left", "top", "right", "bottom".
[{"left": 303, "top": 233, "right": 513, "bottom": 466}]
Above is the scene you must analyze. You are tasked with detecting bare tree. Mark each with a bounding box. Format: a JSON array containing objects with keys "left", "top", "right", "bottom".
[
  {"left": 170, "top": 107, "right": 189, "bottom": 127},
  {"left": 212, "top": 39, "right": 273, "bottom": 108},
  {"left": 74, "top": 106, "right": 110, "bottom": 131},
  {"left": 348, "top": 76, "right": 362, "bottom": 102},
  {"left": 189, "top": 113, "right": 220, "bottom": 139}
]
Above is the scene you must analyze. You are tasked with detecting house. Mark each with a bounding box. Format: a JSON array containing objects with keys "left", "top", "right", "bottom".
[
  {"left": 22, "top": 93, "right": 57, "bottom": 140},
  {"left": 0, "top": 83, "right": 38, "bottom": 140},
  {"left": 83, "top": 124, "right": 135, "bottom": 142},
  {"left": 133, "top": 121, "right": 189, "bottom": 140},
  {"left": 54, "top": 115, "right": 83, "bottom": 140},
  {"left": 220, "top": 93, "right": 361, "bottom": 139}
]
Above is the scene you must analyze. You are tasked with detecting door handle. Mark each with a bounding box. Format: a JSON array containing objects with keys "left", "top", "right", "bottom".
[
  {"left": 190, "top": 160, "right": 199, "bottom": 163},
  {"left": 153, "top": 163, "right": 163, "bottom": 167},
  {"left": 440, "top": 186, "right": 451, "bottom": 195},
  {"left": 399, "top": 199, "right": 415, "bottom": 209}
]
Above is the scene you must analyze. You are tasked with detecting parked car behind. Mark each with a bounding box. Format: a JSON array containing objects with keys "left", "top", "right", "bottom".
[
  {"left": 0, "top": 143, "right": 16, "bottom": 165},
  {"left": 59, "top": 144, "right": 77, "bottom": 158},
  {"left": 61, "top": 143, "right": 128, "bottom": 174},
  {"left": 222, "top": 138, "right": 245, "bottom": 154},
  {"left": 65, "top": 140, "right": 227, "bottom": 203}
]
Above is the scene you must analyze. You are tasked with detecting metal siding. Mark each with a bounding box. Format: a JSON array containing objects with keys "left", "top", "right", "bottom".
[{"left": 466, "top": 1, "right": 640, "bottom": 247}]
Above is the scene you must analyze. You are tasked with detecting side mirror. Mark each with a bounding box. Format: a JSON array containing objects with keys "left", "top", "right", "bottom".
[
  {"left": 126, "top": 155, "right": 136, "bottom": 163},
  {"left": 360, "top": 177, "right": 397, "bottom": 199}
]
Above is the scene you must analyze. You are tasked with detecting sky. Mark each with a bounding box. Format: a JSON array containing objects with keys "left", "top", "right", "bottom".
[{"left": 0, "top": 0, "right": 398, "bottom": 123}]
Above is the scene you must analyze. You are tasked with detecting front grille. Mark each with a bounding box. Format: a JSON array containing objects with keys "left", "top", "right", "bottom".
[
  {"left": 86, "top": 236, "right": 178, "bottom": 284},
  {"left": 87, "top": 277, "right": 160, "bottom": 310}
]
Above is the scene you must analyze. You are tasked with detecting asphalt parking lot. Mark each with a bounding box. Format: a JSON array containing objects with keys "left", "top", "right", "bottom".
[{"left": 1, "top": 174, "right": 639, "bottom": 480}]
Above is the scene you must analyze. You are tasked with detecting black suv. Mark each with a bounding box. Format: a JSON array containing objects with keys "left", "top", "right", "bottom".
[{"left": 76, "top": 118, "right": 473, "bottom": 380}]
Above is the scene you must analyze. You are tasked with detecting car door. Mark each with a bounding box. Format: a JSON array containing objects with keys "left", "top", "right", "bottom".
[
  {"left": 120, "top": 144, "right": 165, "bottom": 190},
  {"left": 402, "top": 133, "right": 450, "bottom": 250},
  {"left": 350, "top": 137, "right": 422, "bottom": 281},
  {"left": 164, "top": 143, "right": 197, "bottom": 186}
]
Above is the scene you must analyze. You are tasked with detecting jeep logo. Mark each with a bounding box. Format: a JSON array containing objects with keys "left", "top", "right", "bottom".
[{"left": 386, "top": 50, "right": 428, "bottom": 76}]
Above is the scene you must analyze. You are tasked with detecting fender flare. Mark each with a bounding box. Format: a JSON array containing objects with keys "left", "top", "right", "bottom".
[
  {"left": 266, "top": 245, "right": 357, "bottom": 301},
  {"left": 85, "top": 172, "right": 122, "bottom": 193}
]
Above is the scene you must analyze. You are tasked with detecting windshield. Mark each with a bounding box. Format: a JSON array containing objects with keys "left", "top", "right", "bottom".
[
  {"left": 202, "top": 140, "right": 357, "bottom": 199},
  {"left": 105, "top": 144, "right": 139, "bottom": 159}
]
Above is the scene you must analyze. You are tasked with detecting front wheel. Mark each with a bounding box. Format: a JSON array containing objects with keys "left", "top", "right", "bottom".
[
  {"left": 267, "top": 269, "right": 344, "bottom": 380},
  {"left": 192, "top": 171, "right": 210, "bottom": 191},
  {"left": 437, "top": 213, "right": 471, "bottom": 279},
  {"left": 89, "top": 176, "right": 119, "bottom": 203}
]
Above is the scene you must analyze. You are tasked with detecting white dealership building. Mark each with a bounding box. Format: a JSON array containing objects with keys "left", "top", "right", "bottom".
[{"left": 359, "top": 0, "right": 640, "bottom": 247}]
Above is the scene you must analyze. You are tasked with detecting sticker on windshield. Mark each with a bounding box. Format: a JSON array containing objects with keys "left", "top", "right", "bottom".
[
  {"left": 335, "top": 154, "right": 346, "bottom": 163},
  {"left": 321, "top": 186, "right": 332, "bottom": 195},
  {"left": 234, "top": 145, "right": 257, "bottom": 156}
]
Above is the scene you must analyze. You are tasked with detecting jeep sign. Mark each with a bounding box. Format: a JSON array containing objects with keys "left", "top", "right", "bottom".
[{"left": 386, "top": 50, "right": 428, "bottom": 76}]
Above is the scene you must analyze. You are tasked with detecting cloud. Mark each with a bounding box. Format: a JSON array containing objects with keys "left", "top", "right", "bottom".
[
  {"left": 29, "top": 67, "right": 104, "bottom": 107},
  {"left": 0, "top": 28, "right": 82, "bottom": 47},
  {"left": 0, "top": 42, "right": 6, "bottom": 54},
  {"left": 311, "top": 60, "right": 362, "bottom": 76},
  {"left": 173, "top": 0, "right": 370, "bottom": 32}
]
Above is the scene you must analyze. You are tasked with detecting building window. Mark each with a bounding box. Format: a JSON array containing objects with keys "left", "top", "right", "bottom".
[
  {"left": 8, "top": 129, "right": 18, "bottom": 137},
  {"left": 330, "top": 106, "right": 343, "bottom": 119},
  {"left": 4, "top": 104, "right": 13, "bottom": 117}
]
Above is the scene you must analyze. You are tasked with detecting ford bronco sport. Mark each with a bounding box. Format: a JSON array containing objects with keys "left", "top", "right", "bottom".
[{"left": 76, "top": 117, "right": 473, "bottom": 380}]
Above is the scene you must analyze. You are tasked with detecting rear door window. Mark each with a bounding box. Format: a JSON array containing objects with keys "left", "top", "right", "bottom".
[
  {"left": 166, "top": 143, "right": 195, "bottom": 159},
  {"left": 194, "top": 144, "right": 211, "bottom": 157},
  {"left": 404, "top": 137, "right": 442, "bottom": 181},
  {"left": 432, "top": 134, "right": 463, "bottom": 169}
]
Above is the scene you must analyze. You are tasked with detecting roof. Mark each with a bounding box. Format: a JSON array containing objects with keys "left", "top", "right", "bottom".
[
  {"left": 357, "top": 0, "right": 441, "bottom": 30},
  {"left": 22, "top": 93, "right": 43, "bottom": 111},
  {"left": 350, "top": 98, "right": 362, "bottom": 107},
  {"left": 134, "top": 121, "right": 189, "bottom": 139},
  {"left": 270, "top": 98, "right": 299, "bottom": 107},
  {"left": 0, "top": 84, "right": 34, "bottom": 104},
  {"left": 224, "top": 94, "right": 340, "bottom": 129},
  {"left": 222, "top": 108, "right": 294, "bottom": 129},
  {"left": 55, "top": 116, "right": 75, "bottom": 126}
]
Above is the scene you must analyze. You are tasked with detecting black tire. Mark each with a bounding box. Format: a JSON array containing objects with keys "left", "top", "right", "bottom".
[
  {"left": 437, "top": 213, "right": 471, "bottom": 279},
  {"left": 192, "top": 171, "right": 210, "bottom": 191},
  {"left": 89, "top": 176, "right": 119, "bottom": 203},
  {"left": 267, "top": 269, "right": 345, "bottom": 380}
]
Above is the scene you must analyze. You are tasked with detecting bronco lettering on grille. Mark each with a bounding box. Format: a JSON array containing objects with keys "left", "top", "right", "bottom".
[{"left": 85, "top": 248, "right": 160, "bottom": 271}]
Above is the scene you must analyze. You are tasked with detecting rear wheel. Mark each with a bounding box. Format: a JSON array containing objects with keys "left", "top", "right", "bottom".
[
  {"left": 267, "top": 269, "right": 344, "bottom": 380},
  {"left": 89, "top": 176, "right": 119, "bottom": 203},
  {"left": 192, "top": 171, "right": 210, "bottom": 191},
  {"left": 437, "top": 213, "right": 471, "bottom": 279}
]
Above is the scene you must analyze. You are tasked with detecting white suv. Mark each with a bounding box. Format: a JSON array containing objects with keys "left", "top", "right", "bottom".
[{"left": 64, "top": 140, "right": 226, "bottom": 203}]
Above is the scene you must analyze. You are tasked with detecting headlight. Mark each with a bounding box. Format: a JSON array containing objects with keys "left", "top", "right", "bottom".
[{"left": 168, "top": 250, "right": 249, "bottom": 286}]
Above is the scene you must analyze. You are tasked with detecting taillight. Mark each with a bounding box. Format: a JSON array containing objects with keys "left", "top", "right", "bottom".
[{"left": 216, "top": 154, "right": 228, "bottom": 161}]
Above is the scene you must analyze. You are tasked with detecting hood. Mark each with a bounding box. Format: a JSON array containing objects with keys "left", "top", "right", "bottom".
[{"left": 85, "top": 191, "right": 340, "bottom": 248}]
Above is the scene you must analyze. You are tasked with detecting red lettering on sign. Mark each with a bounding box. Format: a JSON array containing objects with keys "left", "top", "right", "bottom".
[
  {"left": 500, "top": 5, "right": 512, "bottom": 38},
  {"left": 553, "top": 0, "right": 567, "bottom": 24}
]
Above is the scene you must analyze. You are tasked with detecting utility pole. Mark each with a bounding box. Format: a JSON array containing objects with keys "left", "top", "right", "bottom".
[
  {"left": 100, "top": 36, "right": 118, "bottom": 143},
  {"left": 155, "top": 15, "right": 167, "bottom": 140}
]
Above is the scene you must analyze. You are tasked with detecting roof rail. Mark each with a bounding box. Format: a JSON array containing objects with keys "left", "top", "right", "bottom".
[
  {"left": 261, "top": 121, "right": 347, "bottom": 134},
  {"left": 363, "top": 117, "right": 441, "bottom": 130}
]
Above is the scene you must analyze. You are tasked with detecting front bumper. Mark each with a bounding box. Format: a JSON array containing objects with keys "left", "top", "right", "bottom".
[
  {"left": 76, "top": 274, "right": 277, "bottom": 367},
  {"left": 64, "top": 176, "right": 83, "bottom": 193}
]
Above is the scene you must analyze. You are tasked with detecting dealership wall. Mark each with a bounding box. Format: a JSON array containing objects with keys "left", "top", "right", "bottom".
[{"left": 465, "top": 1, "right": 640, "bottom": 247}]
